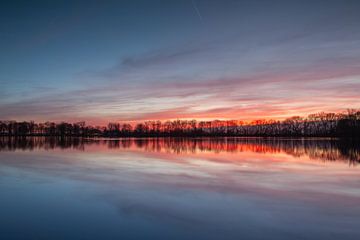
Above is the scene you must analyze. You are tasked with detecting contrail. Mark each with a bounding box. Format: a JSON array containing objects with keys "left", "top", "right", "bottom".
[{"left": 192, "top": 0, "right": 203, "bottom": 22}]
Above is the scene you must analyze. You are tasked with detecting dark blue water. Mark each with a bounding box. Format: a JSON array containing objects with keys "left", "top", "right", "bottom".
[{"left": 0, "top": 138, "right": 359, "bottom": 239}]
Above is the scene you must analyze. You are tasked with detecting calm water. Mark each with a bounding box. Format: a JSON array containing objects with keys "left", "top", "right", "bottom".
[{"left": 0, "top": 137, "right": 359, "bottom": 240}]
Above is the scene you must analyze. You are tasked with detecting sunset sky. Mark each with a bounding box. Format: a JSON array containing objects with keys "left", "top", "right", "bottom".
[{"left": 1, "top": 0, "right": 360, "bottom": 125}]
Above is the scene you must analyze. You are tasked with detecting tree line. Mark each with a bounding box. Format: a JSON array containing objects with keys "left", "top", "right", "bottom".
[{"left": 0, "top": 110, "right": 359, "bottom": 138}]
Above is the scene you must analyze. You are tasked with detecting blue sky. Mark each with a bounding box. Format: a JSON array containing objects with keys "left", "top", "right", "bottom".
[{"left": 1, "top": 0, "right": 360, "bottom": 124}]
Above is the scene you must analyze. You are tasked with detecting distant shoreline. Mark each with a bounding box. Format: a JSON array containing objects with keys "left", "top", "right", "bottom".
[{"left": 1, "top": 110, "right": 359, "bottom": 138}]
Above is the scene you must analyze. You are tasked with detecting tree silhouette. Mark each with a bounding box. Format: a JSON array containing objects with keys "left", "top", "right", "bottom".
[{"left": 0, "top": 109, "right": 359, "bottom": 138}]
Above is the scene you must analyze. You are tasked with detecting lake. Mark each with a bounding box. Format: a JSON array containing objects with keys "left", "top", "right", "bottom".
[{"left": 0, "top": 137, "right": 359, "bottom": 240}]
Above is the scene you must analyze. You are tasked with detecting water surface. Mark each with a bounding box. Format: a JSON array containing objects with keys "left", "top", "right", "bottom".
[{"left": 0, "top": 137, "right": 359, "bottom": 240}]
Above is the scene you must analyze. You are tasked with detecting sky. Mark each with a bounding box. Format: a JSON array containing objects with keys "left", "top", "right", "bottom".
[{"left": 0, "top": 0, "right": 360, "bottom": 125}]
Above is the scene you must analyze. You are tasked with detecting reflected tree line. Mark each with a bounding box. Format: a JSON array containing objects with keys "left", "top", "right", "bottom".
[
  {"left": 0, "top": 137, "right": 359, "bottom": 165},
  {"left": 0, "top": 110, "right": 360, "bottom": 137}
]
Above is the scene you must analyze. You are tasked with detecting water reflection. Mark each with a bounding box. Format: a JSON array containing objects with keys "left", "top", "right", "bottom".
[
  {"left": 0, "top": 137, "right": 359, "bottom": 165},
  {"left": 0, "top": 137, "right": 360, "bottom": 239}
]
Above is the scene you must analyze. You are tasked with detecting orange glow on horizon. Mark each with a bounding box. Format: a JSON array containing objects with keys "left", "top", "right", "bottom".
[{"left": 60, "top": 108, "right": 353, "bottom": 127}]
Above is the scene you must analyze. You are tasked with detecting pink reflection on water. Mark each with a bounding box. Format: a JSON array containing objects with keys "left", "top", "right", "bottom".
[{"left": 1, "top": 137, "right": 358, "bottom": 204}]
